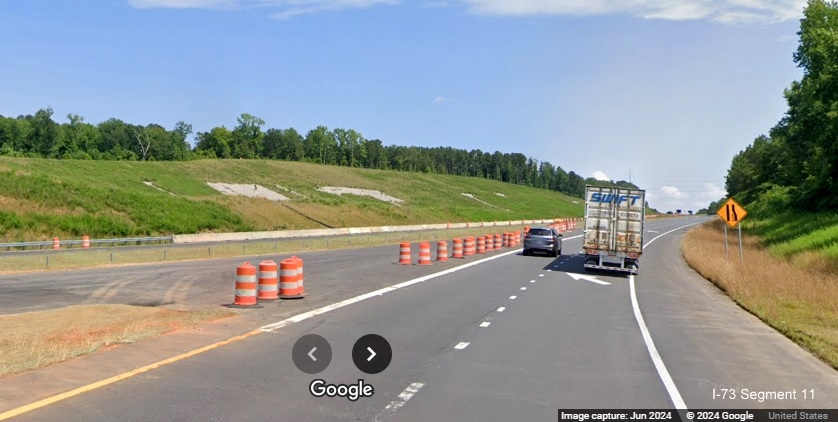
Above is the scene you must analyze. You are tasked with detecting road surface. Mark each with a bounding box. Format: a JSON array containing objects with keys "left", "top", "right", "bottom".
[{"left": 4, "top": 217, "right": 837, "bottom": 421}]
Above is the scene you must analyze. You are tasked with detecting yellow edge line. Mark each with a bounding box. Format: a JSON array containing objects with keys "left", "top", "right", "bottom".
[{"left": 0, "top": 329, "right": 263, "bottom": 421}]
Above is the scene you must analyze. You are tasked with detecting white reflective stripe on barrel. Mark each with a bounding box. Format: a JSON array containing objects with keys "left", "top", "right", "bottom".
[{"left": 260, "top": 271, "right": 278, "bottom": 278}]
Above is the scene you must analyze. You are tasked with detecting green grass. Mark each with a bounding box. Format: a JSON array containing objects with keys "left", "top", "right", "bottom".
[
  {"left": 0, "top": 158, "right": 583, "bottom": 242},
  {"left": 743, "top": 211, "right": 838, "bottom": 260}
]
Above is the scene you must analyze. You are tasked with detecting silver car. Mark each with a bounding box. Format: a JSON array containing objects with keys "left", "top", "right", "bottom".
[{"left": 523, "top": 227, "right": 562, "bottom": 257}]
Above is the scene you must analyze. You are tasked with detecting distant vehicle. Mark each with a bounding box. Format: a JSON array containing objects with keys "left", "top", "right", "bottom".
[
  {"left": 582, "top": 185, "right": 645, "bottom": 275},
  {"left": 666, "top": 211, "right": 673, "bottom": 215},
  {"left": 523, "top": 227, "right": 562, "bottom": 257}
]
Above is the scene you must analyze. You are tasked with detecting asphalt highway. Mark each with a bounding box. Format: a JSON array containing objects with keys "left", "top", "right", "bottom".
[{"left": 6, "top": 217, "right": 838, "bottom": 421}]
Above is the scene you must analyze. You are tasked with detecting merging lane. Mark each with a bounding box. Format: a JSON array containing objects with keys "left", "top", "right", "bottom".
[{"left": 7, "top": 218, "right": 838, "bottom": 421}]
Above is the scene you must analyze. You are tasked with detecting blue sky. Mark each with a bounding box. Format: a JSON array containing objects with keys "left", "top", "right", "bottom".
[{"left": 0, "top": 0, "right": 806, "bottom": 212}]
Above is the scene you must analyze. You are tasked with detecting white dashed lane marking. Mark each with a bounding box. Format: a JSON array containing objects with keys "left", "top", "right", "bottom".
[
  {"left": 376, "top": 382, "right": 426, "bottom": 421},
  {"left": 497, "top": 307, "right": 506, "bottom": 312},
  {"left": 520, "top": 287, "right": 527, "bottom": 291},
  {"left": 509, "top": 296, "right": 517, "bottom": 300},
  {"left": 454, "top": 342, "right": 470, "bottom": 350},
  {"left": 479, "top": 322, "right": 491, "bottom": 328}
]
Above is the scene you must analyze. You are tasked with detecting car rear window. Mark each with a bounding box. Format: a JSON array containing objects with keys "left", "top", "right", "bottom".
[{"left": 528, "top": 228, "right": 552, "bottom": 236}]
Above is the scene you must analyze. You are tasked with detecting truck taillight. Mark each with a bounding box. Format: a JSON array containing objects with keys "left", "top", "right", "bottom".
[{"left": 627, "top": 253, "right": 638, "bottom": 259}]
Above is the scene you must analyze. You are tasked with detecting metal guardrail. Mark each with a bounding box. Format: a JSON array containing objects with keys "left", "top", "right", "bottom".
[{"left": 0, "top": 236, "right": 173, "bottom": 251}]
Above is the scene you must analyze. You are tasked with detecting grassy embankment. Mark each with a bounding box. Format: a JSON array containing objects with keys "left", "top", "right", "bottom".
[
  {"left": 681, "top": 214, "right": 838, "bottom": 369},
  {"left": 0, "top": 157, "right": 582, "bottom": 375},
  {"left": 0, "top": 157, "right": 583, "bottom": 242}
]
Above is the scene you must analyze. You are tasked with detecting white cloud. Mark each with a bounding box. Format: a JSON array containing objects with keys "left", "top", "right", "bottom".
[
  {"left": 460, "top": 0, "right": 806, "bottom": 24},
  {"left": 433, "top": 96, "right": 453, "bottom": 103},
  {"left": 129, "top": 0, "right": 399, "bottom": 18},
  {"left": 129, "top": 0, "right": 236, "bottom": 8},
  {"left": 592, "top": 171, "right": 609, "bottom": 181},
  {"left": 269, "top": 0, "right": 398, "bottom": 19},
  {"left": 661, "top": 185, "right": 688, "bottom": 198},
  {"left": 699, "top": 183, "right": 726, "bottom": 199}
]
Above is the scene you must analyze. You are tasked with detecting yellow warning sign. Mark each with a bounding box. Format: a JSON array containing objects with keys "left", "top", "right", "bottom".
[{"left": 716, "top": 198, "right": 748, "bottom": 228}]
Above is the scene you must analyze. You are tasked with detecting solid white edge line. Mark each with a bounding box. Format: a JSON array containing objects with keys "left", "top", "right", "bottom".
[
  {"left": 645, "top": 221, "right": 703, "bottom": 247},
  {"left": 630, "top": 221, "right": 703, "bottom": 410},
  {"left": 260, "top": 247, "right": 518, "bottom": 332},
  {"left": 630, "top": 274, "right": 687, "bottom": 409},
  {"left": 260, "top": 235, "right": 583, "bottom": 332},
  {"left": 454, "top": 342, "right": 470, "bottom": 350}
]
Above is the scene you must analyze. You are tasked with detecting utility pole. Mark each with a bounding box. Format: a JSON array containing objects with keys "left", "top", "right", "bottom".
[{"left": 628, "top": 169, "right": 632, "bottom": 184}]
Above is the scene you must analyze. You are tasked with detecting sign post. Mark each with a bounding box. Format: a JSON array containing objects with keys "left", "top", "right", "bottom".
[{"left": 716, "top": 198, "right": 748, "bottom": 263}]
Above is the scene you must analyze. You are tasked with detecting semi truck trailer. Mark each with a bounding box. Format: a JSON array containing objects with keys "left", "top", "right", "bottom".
[{"left": 582, "top": 185, "right": 645, "bottom": 275}]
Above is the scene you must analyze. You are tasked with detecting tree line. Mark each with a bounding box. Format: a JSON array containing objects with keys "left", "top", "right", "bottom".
[
  {"left": 0, "top": 110, "right": 637, "bottom": 199},
  {"left": 723, "top": 0, "right": 838, "bottom": 213}
]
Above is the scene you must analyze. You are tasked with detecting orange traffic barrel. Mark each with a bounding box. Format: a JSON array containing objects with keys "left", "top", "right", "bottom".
[
  {"left": 82, "top": 235, "right": 90, "bottom": 249},
  {"left": 229, "top": 262, "right": 262, "bottom": 308},
  {"left": 464, "top": 236, "right": 475, "bottom": 256},
  {"left": 452, "top": 238, "right": 464, "bottom": 259},
  {"left": 418, "top": 242, "right": 432, "bottom": 265},
  {"left": 258, "top": 260, "right": 279, "bottom": 302},
  {"left": 476, "top": 236, "right": 486, "bottom": 254},
  {"left": 291, "top": 256, "right": 306, "bottom": 297},
  {"left": 436, "top": 240, "right": 449, "bottom": 262},
  {"left": 485, "top": 234, "right": 494, "bottom": 251},
  {"left": 524, "top": 226, "right": 530, "bottom": 234},
  {"left": 503, "top": 233, "right": 510, "bottom": 247},
  {"left": 279, "top": 258, "right": 304, "bottom": 299},
  {"left": 494, "top": 234, "right": 502, "bottom": 249},
  {"left": 53, "top": 237, "right": 60, "bottom": 250},
  {"left": 514, "top": 231, "right": 521, "bottom": 246},
  {"left": 399, "top": 242, "right": 411, "bottom": 265}
]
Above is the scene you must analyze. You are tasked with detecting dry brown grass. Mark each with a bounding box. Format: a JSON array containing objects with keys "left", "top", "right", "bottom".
[
  {"left": 0, "top": 305, "right": 233, "bottom": 376},
  {"left": 0, "top": 196, "right": 81, "bottom": 217},
  {"left": 219, "top": 197, "right": 323, "bottom": 230},
  {"left": 681, "top": 220, "right": 838, "bottom": 368}
]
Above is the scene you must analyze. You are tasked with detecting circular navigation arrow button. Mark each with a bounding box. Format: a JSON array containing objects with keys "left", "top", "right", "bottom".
[
  {"left": 352, "top": 334, "right": 392, "bottom": 374},
  {"left": 293, "top": 334, "right": 332, "bottom": 374}
]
